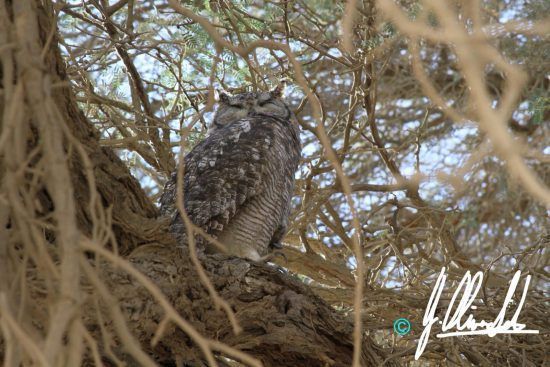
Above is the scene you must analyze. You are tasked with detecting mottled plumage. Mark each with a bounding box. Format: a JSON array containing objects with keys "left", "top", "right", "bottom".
[{"left": 159, "top": 86, "right": 301, "bottom": 260}]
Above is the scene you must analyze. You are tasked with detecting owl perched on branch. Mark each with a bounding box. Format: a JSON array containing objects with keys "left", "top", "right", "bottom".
[{"left": 159, "top": 84, "right": 301, "bottom": 260}]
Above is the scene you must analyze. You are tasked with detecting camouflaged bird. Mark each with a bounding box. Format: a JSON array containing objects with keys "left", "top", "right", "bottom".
[{"left": 159, "top": 84, "right": 301, "bottom": 260}]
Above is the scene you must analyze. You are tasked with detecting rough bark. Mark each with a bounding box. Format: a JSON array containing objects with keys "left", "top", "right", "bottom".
[
  {"left": 32, "top": 1, "right": 168, "bottom": 256},
  {"left": 102, "top": 246, "right": 395, "bottom": 367},
  {"left": 0, "top": 2, "right": 397, "bottom": 367}
]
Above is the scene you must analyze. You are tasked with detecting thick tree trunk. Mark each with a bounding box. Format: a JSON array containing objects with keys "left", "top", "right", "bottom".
[{"left": 0, "top": 2, "right": 397, "bottom": 366}]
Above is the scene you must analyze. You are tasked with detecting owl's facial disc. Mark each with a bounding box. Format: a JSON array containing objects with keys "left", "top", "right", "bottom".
[
  {"left": 211, "top": 89, "right": 291, "bottom": 132},
  {"left": 252, "top": 92, "right": 290, "bottom": 120},
  {"left": 211, "top": 93, "right": 250, "bottom": 129}
]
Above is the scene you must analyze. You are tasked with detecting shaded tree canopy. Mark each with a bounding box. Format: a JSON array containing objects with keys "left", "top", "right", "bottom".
[{"left": 0, "top": 0, "right": 548, "bottom": 366}]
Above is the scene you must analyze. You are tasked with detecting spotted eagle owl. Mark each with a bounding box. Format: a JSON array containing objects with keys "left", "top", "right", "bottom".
[{"left": 159, "top": 85, "right": 301, "bottom": 260}]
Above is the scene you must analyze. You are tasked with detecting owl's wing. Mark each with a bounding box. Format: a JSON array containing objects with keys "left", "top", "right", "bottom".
[{"left": 159, "top": 118, "right": 272, "bottom": 233}]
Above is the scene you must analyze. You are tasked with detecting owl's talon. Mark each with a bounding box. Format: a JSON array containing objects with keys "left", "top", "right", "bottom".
[
  {"left": 269, "top": 241, "right": 283, "bottom": 250},
  {"left": 257, "top": 250, "right": 287, "bottom": 264}
]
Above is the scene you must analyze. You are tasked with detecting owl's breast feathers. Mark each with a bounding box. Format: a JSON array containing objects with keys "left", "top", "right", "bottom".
[{"left": 159, "top": 114, "right": 301, "bottom": 260}]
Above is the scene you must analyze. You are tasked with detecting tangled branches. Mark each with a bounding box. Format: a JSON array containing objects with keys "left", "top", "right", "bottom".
[{"left": 0, "top": 0, "right": 548, "bottom": 366}]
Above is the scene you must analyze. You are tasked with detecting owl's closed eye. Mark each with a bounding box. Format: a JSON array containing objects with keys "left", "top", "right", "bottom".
[{"left": 211, "top": 86, "right": 291, "bottom": 132}]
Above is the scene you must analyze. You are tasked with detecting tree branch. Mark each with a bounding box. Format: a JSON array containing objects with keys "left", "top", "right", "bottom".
[{"left": 0, "top": 3, "right": 399, "bottom": 366}]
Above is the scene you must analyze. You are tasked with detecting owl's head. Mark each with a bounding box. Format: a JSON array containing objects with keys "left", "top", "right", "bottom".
[{"left": 211, "top": 83, "right": 291, "bottom": 131}]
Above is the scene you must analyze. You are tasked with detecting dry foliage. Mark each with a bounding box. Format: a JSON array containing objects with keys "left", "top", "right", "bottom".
[{"left": 0, "top": 0, "right": 549, "bottom": 366}]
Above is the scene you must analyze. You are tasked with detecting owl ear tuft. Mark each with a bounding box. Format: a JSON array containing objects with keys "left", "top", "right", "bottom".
[
  {"left": 217, "top": 90, "right": 231, "bottom": 103},
  {"left": 270, "top": 80, "right": 288, "bottom": 98}
]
